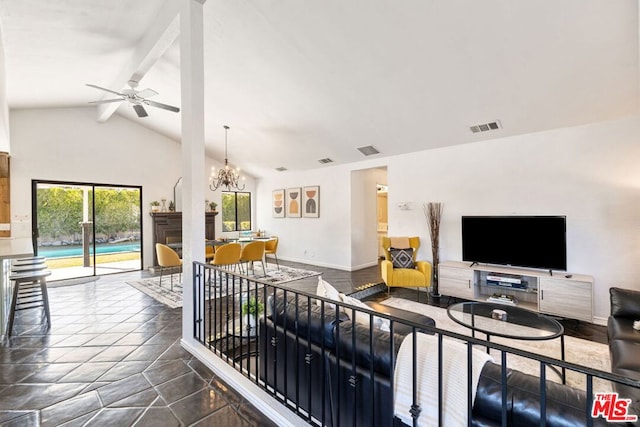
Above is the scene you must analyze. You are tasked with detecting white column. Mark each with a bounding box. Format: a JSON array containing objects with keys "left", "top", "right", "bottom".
[{"left": 180, "top": 0, "right": 206, "bottom": 343}]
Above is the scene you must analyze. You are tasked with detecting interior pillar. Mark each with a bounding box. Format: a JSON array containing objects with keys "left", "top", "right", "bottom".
[{"left": 180, "top": 0, "right": 206, "bottom": 343}]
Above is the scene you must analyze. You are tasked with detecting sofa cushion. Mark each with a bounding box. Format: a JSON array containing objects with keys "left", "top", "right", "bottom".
[
  {"left": 340, "top": 293, "right": 391, "bottom": 331},
  {"left": 316, "top": 276, "right": 341, "bottom": 309},
  {"left": 609, "top": 339, "right": 640, "bottom": 371},
  {"left": 365, "top": 301, "right": 436, "bottom": 336},
  {"left": 474, "top": 362, "right": 609, "bottom": 427},
  {"left": 334, "top": 321, "right": 406, "bottom": 377},
  {"left": 607, "top": 316, "right": 640, "bottom": 342},
  {"left": 610, "top": 287, "right": 640, "bottom": 318},
  {"left": 268, "top": 292, "right": 347, "bottom": 348},
  {"left": 389, "top": 248, "right": 415, "bottom": 269}
]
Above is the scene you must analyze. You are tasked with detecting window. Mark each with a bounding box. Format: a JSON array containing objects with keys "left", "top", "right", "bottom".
[{"left": 222, "top": 192, "right": 251, "bottom": 232}]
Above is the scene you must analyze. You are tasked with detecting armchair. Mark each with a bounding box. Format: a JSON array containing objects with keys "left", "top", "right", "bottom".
[{"left": 381, "top": 236, "right": 432, "bottom": 294}]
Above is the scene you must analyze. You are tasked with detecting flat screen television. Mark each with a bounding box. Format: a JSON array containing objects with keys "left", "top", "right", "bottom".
[{"left": 461, "top": 216, "right": 567, "bottom": 271}]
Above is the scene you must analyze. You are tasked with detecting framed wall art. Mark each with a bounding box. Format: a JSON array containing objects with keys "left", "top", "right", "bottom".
[
  {"left": 272, "top": 189, "right": 285, "bottom": 218},
  {"left": 303, "top": 186, "right": 320, "bottom": 218},
  {"left": 286, "top": 187, "right": 302, "bottom": 218}
]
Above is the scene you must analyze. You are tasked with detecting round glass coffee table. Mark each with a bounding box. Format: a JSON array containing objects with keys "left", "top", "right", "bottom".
[{"left": 447, "top": 301, "right": 565, "bottom": 382}]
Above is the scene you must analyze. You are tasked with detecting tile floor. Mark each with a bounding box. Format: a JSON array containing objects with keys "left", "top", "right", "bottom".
[{"left": 0, "top": 271, "right": 278, "bottom": 426}]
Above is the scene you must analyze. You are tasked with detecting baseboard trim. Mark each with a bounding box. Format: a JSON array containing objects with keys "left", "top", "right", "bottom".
[{"left": 180, "top": 338, "right": 306, "bottom": 427}]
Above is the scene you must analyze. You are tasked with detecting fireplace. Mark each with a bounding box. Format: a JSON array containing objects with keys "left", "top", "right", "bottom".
[{"left": 150, "top": 212, "right": 217, "bottom": 266}]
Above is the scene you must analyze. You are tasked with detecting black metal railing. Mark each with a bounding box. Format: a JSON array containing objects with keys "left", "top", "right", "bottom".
[{"left": 192, "top": 261, "right": 640, "bottom": 427}]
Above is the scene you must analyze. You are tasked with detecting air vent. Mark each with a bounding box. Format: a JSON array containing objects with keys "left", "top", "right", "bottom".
[
  {"left": 357, "top": 145, "right": 380, "bottom": 156},
  {"left": 275, "top": 166, "right": 288, "bottom": 172},
  {"left": 318, "top": 158, "right": 334, "bottom": 164},
  {"left": 470, "top": 120, "right": 502, "bottom": 134}
]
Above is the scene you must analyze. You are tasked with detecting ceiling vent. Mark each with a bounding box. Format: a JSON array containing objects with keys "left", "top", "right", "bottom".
[
  {"left": 318, "top": 158, "right": 334, "bottom": 164},
  {"left": 275, "top": 166, "right": 288, "bottom": 172},
  {"left": 357, "top": 145, "right": 380, "bottom": 156},
  {"left": 470, "top": 120, "right": 502, "bottom": 134}
]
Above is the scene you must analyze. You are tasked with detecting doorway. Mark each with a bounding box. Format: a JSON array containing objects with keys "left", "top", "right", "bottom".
[
  {"left": 32, "top": 180, "right": 143, "bottom": 281},
  {"left": 377, "top": 184, "right": 388, "bottom": 258}
]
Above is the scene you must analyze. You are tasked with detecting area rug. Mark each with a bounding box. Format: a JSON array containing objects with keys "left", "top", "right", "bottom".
[
  {"left": 381, "top": 297, "right": 613, "bottom": 392},
  {"left": 127, "top": 265, "right": 320, "bottom": 309}
]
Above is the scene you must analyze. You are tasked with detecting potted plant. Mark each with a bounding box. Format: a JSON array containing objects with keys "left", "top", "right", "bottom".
[
  {"left": 209, "top": 201, "right": 217, "bottom": 212},
  {"left": 150, "top": 201, "right": 160, "bottom": 212},
  {"left": 241, "top": 297, "right": 264, "bottom": 330},
  {"left": 168, "top": 200, "right": 176, "bottom": 212}
]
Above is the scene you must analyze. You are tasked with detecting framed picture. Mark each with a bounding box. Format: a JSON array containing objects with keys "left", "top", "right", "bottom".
[
  {"left": 272, "top": 189, "right": 285, "bottom": 218},
  {"left": 303, "top": 186, "right": 320, "bottom": 218},
  {"left": 286, "top": 187, "right": 302, "bottom": 218}
]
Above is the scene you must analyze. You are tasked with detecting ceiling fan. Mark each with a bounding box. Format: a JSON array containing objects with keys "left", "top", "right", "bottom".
[{"left": 86, "top": 80, "right": 180, "bottom": 118}]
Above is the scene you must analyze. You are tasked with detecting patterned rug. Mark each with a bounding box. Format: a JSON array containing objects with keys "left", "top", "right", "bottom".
[
  {"left": 381, "top": 297, "right": 613, "bottom": 392},
  {"left": 127, "top": 265, "right": 320, "bottom": 309}
]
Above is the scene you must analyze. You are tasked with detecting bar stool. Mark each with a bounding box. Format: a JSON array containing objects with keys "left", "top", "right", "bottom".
[
  {"left": 15, "top": 256, "right": 45, "bottom": 262},
  {"left": 7, "top": 269, "right": 52, "bottom": 336}
]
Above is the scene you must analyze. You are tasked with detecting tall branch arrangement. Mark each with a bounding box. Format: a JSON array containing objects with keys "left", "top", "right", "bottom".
[{"left": 423, "top": 202, "right": 444, "bottom": 296}]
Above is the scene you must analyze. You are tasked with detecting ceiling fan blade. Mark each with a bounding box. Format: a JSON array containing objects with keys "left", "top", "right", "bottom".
[
  {"left": 88, "top": 98, "right": 124, "bottom": 104},
  {"left": 132, "top": 104, "right": 148, "bottom": 118},
  {"left": 137, "top": 88, "right": 158, "bottom": 98},
  {"left": 145, "top": 100, "right": 180, "bottom": 113},
  {"left": 85, "top": 83, "right": 125, "bottom": 97}
]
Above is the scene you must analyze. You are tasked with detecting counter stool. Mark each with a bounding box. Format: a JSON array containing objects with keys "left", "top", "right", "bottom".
[
  {"left": 12, "top": 259, "right": 47, "bottom": 267},
  {"left": 11, "top": 263, "right": 48, "bottom": 273},
  {"left": 15, "top": 256, "right": 45, "bottom": 262},
  {"left": 7, "top": 269, "right": 52, "bottom": 336}
]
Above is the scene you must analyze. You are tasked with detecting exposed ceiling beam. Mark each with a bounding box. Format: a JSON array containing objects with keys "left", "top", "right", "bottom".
[{"left": 96, "top": 0, "right": 180, "bottom": 122}]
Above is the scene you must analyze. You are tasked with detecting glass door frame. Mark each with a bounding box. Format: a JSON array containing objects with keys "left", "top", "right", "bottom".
[{"left": 31, "top": 179, "right": 144, "bottom": 278}]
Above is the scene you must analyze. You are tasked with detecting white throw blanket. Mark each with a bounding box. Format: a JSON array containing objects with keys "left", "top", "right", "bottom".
[{"left": 394, "top": 333, "right": 494, "bottom": 427}]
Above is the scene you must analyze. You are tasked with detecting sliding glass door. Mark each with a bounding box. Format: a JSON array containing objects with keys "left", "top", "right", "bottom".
[{"left": 32, "top": 180, "right": 142, "bottom": 281}]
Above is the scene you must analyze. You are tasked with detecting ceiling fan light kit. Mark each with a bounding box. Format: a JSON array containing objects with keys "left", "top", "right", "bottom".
[
  {"left": 209, "top": 125, "right": 245, "bottom": 191},
  {"left": 86, "top": 80, "right": 180, "bottom": 118}
]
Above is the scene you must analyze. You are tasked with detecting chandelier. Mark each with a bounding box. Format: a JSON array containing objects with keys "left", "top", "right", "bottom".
[{"left": 209, "top": 125, "right": 245, "bottom": 191}]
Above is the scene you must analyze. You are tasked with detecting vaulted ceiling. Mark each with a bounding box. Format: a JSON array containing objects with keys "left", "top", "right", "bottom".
[{"left": 0, "top": 0, "right": 638, "bottom": 178}]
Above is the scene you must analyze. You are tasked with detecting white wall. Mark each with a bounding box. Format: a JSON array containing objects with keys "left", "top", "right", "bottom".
[
  {"left": 0, "top": 31, "right": 10, "bottom": 153},
  {"left": 9, "top": 107, "right": 256, "bottom": 268},
  {"left": 256, "top": 115, "right": 640, "bottom": 322}
]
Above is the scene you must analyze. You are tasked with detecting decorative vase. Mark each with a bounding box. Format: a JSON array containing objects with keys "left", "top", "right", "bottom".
[{"left": 424, "top": 202, "right": 444, "bottom": 298}]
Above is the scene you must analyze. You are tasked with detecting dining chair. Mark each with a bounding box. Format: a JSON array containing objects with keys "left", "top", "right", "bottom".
[
  {"left": 210, "top": 242, "right": 242, "bottom": 272},
  {"left": 205, "top": 243, "right": 215, "bottom": 262},
  {"left": 155, "top": 243, "right": 182, "bottom": 291},
  {"left": 264, "top": 237, "right": 279, "bottom": 270},
  {"left": 240, "top": 240, "right": 266, "bottom": 277}
]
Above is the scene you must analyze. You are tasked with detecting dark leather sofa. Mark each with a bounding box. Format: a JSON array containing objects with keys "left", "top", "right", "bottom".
[
  {"left": 608, "top": 287, "right": 640, "bottom": 419},
  {"left": 260, "top": 293, "right": 606, "bottom": 427}
]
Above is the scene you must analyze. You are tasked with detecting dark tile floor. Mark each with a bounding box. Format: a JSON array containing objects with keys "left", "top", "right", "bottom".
[
  {"left": 0, "top": 260, "right": 607, "bottom": 426},
  {"left": 0, "top": 271, "right": 281, "bottom": 426}
]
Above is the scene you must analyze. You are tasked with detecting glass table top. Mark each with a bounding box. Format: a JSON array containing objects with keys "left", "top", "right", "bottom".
[{"left": 447, "top": 301, "right": 564, "bottom": 340}]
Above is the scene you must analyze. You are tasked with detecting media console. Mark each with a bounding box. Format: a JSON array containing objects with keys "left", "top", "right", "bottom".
[{"left": 438, "top": 261, "right": 593, "bottom": 322}]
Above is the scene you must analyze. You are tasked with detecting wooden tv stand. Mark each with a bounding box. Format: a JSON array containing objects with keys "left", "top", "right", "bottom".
[{"left": 438, "top": 261, "right": 593, "bottom": 322}]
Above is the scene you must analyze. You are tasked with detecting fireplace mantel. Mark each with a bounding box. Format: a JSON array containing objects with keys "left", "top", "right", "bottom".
[{"left": 150, "top": 212, "right": 217, "bottom": 265}]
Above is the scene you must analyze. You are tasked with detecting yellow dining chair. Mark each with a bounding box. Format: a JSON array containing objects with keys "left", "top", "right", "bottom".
[
  {"left": 205, "top": 244, "right": 215, "bottom": 262},
  {"left": 210, "top": 242, "right": 242, "bottom": 272},
  {"left": 264, "top": 237, "right": 279, "bottom": 270},
  {"left": 381, "top": 236, "right": 432, "bottom": 296},
  {"left": 155, "top": 243, "right": 182, "bottom": 291},
  {"left": 240, "top": 240, "right": 266, "bottom": 277}
]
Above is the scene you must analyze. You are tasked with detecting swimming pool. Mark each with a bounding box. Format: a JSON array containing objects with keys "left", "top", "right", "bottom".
[{"left": 38, "top": 243, "right": 141, "bottom": 258}]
